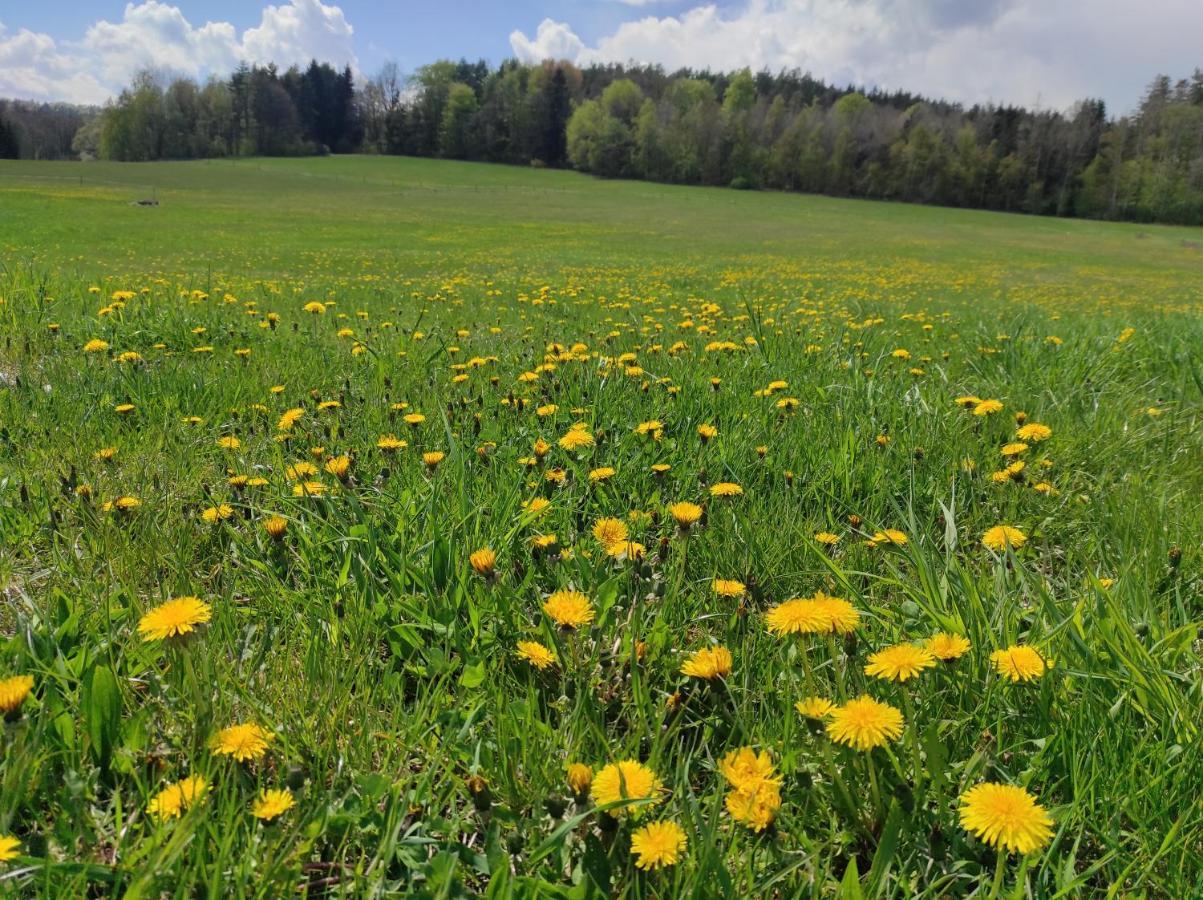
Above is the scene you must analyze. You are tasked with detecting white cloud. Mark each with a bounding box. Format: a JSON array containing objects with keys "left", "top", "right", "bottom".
[
  {"left": 511, "top": 0, "right": 1203, "bottom": 113},
  {"left": 509, "top": 19, "right": 585, "bottom": 65},
  {"left": 0, "top": 0, "right": 357, "bottom": 105}
]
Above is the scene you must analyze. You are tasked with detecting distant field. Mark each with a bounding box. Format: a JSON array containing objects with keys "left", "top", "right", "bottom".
[
  {"left": 3, "top": 156, "right": 1203, "bottom": 295},
  {"left": 0, "top": 157, "right": 1201, "bottom": 896}
]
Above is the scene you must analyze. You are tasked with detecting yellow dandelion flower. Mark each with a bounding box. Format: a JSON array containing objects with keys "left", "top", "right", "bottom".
[
  {"left": 252, "top": 788, "right": 295, "bottom": 822},
  {"left": 864, "top": 643, "right": 937, "bottom": 682},
  {"left": 0, "top": 675, "right": 34, "bottom": 714},
  {"left": 469, "top": 548, "right": 496, "bottom": 577},
  {"left": 795, "top": 696, "right": 835, "bottom": 719},
  {"left": 592, "top": 517, "right": 629, "bottom": 547},
  {"left": 210, "top": 722, "right": 274, "bottom": 762},
  {"left": 926, "top": 633, "right": 971, "bottom": 660},
  {"left": 516, "top": 640, "right": 557, "bottom": 670},
  {"left": 0, "top": 835, "right": 20, "bottom": 863},
  {"left": 566, "top": 764, "right": 593, "bottom": 794},
  {"left": 1016, "top": 423, "right": 1052, "bottom": 442},
  {"left": 959, "top": 783, "right": 1054, "bottom": 855},
  {"left": 630, "top": 820, "right": 687, "bottom": 870},
  {"left": 201, "top": 504, "right": 233, "bottom": 523},
  {"left": 591, "top": 760, "right": 663, "bottom": 818},
  {"left": 826, "top": 695, "right": 904, "bottom": 751},
  {"left": 712, "top": 578, "right": 746, "bottom": 598},
  {"left": 982, "top": 525, "right": 1027, "bottom": 551},
  {"left": 543, "top": 590, "right": 594, "bottom": 629},
  {"left": 559, "top": 428, "right": 594, "bottom": 451},
  {"left": 148, "top": 775, "right": 207, "bottom": 821},
  {"left": 991, "top": 645, "right": 1052, "bottom": 682},
  {"left": 263, "top": 515, "right": 289, "bottom": 539},
  {"left": 680, "top": 646, "right": 732, "bottom": 680},
  {"left": 668, "top": 501, "right": 703, "bottom": 527},
  {"left": 138, "top": 597, "right": 212, "bottom": 642}
]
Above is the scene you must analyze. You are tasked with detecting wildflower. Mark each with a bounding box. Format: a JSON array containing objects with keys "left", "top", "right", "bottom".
[
  {"left": 959, "top": 783, "right": 1054, "bottom": 855},
  {"left": 403, "top": 413, "right": 426, "bottom": 427},
  {"left": 668, "top": 501, "right": 703, "bottom": 528},
  {"left": 566, "top": 764, "right": 593, "bottom": 795},
  {"left": 955, "top": 395, "right": 982, "bottom": 408},
  {"left": 697, "top": 423, "right": 718, "bottom": 441},
  {"left": 277, "top": 408, "right": 305, "bottom": 431},
  {"left": 630, "top": 820, "right": 687, "bottom": 870},
  {"left": 591, "top": 760, "right": 663, "bottom": 818},
  {"left": 814, "top": 531, "right": 840, "bottom": 546},
  {"left": 469, "top": 548, "right": 496, "bottom": 577},
  {"left": 559, "top": 428, "right": 594, "bottom": 451},
  {"left": 516, "top": 641, "right": 557, "bottom": 670},
  {"left": 377, "top": 434, "right": 407, "bottom": 452},
  {"left": 263, "top": 515, "right": 288, "bottom": 540},
  {"left": 709, "top": 482, "right": 743, "bottom": 498},
  {"left": 991, "top": 645, "right": 1052, "bottom": 682},
  {"left": 292, "top": 480, "right": 327, "bottom": 497},
  {"left": 795, "top": 697, "right": 835, "bottom": 719},
  {"left": 927, "top": 633, "right": 971, "bottom": 660},
  {"left": 83, "top": 339, "right": 110, "bottom": 353},
  {"left": 592, "top": 517, "right": 629, "bottom": 547},
  {"left": 720, "top": 747, "right": 782, "bottom": 832},
  {"left": 680, "top": 646, "right": 732, "bottom": 680},
  {"left": 973, "top": 399, "right": 1004, "bottom": 416},
  {"left": 138, "top": 597, "right": 212, "bottom": 642},
  {"left": 1000, "top": 442, "right": 1029, "bottom": 457},
  {"left": 765, "top": 592, "right": 858, "bottom": 635},
  {"left": 543, "top": 590, "right": 594, "bottom": 629},
  {"left": 210, "top": 723, "right": 274, "bottom": 762},
  {"left": 303, "top": 301, "right": 326, "bottom": 314},
  {"left": 864, "top": 643, "right": 937, "bottom": 682},
  {"left": 0, "top": 675, "right": 34, "bottom": 714},
  {"left": 606, "top": 540, "right": 645, "bottom": 561},
  {"left": 148, "top": 775, "right": 208, "bottom": 821},
  {"left": 523, "top": 497, "right": 550, "bottom": 515},
  {"left": 712, "top": 578, "right": 746, "bottom": 599},
  {"left": 720, "top": 747, "right": 779, "bottom": 795},
  {"left": 324, "top": 455, "right": 352, "bottom": 480},
  {"left": 285, "top": 461, "right": 317, "bottom": 480},
  {"left": 216, "top": 436, "right": 241, "bottom": 450},
  {"left": 982, "top": 525, "right": 1027, "bottom": 552},
  {"left": 252, "top": 789, "right": 295, "bottom": 821},
  {"left": 201, "top": 504, "right": 233, "bottom": 524},
  {"left": 867, "top": 529, "right": 908, "bottom": 547},
  {"left": 826, "top": 695, "right": 905, "bottom": 751},
  {"left": 422, "top": 451, "right": 445, "bottom": 469},
  {"left": 1016, "top": 423, "right": 1052, "bottom": 442},
  {"left": 0, "top": 835, "right": 19, "bottom": 863},
  {"left": 114, "top": 403, "right": 136, "bottom": 415}
]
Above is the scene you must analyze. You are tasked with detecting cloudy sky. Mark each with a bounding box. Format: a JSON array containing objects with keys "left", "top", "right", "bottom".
[{"left": 2, "top": 1, "right": 1198, "bottom": 113}]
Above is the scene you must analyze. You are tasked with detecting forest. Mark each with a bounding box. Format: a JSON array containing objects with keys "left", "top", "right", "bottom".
[{"left": 3, "top": 58, "right": 1202, "bottom": 225}]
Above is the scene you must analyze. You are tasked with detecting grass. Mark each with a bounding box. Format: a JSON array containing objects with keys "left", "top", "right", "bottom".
[{"left": 0, "top": 155, "right": 1201, "bottom": 897}]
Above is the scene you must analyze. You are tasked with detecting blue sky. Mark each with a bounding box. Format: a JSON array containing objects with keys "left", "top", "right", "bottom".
[{"left": 2, "top": 1, "right": 1199, "bottom": 113}]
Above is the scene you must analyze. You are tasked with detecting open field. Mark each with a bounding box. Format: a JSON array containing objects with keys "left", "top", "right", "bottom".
[{"left": 1, "top": 156, "right": 1202, "bottom": 896}]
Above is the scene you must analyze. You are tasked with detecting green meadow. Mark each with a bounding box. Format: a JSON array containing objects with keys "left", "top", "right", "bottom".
[{"left": 0, "top": 156, "right": 1201, "bottom": 897}]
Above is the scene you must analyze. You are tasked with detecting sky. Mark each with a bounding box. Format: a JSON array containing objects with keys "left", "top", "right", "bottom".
[{"left": 0, "top": 1, "right": 1198, "bottom": 114}]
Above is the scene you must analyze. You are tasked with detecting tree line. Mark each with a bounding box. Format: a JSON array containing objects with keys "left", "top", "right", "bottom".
[{"left": 4, "top": 59, "right": 1203, "bottom": 225}]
